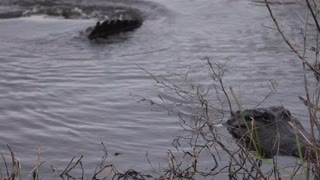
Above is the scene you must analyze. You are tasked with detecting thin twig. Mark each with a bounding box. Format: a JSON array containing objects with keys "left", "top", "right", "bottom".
[
  {"left": 27, "top": 161, "right": 46, "bottom": 180},
  {"left": 265, "top": 0, "right": 320, "bottom": 77},
  {"left": 1, "top": 153, "right": 9, "bottom": 178},
  {"left": 306, "top": 0, "right": 320, "bottom": 33},
  {"left": 299, "top": 96, "right": 320, "bottom": 110},
  {"left": 60, "top": 156, "right": 75, "bottom": 177},
  {"left": 65, "top": 155, "right": 83, "bottom": 174}
]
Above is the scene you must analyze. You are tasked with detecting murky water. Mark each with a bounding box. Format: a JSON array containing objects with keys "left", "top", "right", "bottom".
[{"left": 0, "top": 0, "right": 311, "bottom": 178}]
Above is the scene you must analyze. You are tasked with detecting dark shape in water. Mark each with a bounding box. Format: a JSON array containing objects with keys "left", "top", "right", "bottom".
[
  {"left": 225, "top": 106, "right": 315, "bottom": 158},
  {"left": 88, "top": 18, "right": 143, "bottom": 40}
]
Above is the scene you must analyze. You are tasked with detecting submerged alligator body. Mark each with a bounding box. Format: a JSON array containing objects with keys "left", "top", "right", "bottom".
[
  {"left": 87, "top": 18, "right": 143, "bottom": 40},
  {"left": 226, "top": 106, "right": 316, "bottom": 158},
  {"left": 0, "top": 1, "right": 145, "bottom": 40}
]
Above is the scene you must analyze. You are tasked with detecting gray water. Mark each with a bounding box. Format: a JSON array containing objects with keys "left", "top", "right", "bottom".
[{"left": 0, "top": 0, "right": 312, "bottom": 177}]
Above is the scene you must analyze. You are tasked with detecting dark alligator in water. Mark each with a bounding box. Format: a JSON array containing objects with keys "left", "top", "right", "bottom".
[
  {"left": 225, "top": 106, "right": 317, "bottom": 158},
  {"left": 87, "top": 18, "right": 143, "bottom": 40},
  {"left": 0, "top": 1, "right": 145, "bottom": 40}
]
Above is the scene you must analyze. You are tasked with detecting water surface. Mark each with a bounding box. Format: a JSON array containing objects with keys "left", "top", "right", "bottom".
[{"left": 0, "top": 0, "right": 311, "bottom": 177}]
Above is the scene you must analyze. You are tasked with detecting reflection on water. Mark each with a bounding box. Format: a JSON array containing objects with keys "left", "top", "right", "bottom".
[{"left": 0, "top": 0, "right": 309, "bottom": 176}]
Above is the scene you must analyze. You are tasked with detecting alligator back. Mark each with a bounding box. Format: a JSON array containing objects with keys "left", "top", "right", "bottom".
[{"left": 88, "top": 19, "right": 143, "bottom": 40}]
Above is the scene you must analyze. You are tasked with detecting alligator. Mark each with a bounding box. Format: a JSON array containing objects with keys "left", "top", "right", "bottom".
[
  {"left": 225, "top": 106, "right": 317, "bottom": 158},
  {"left": 0, "top": 2, "right": 144, "bottom": 40},
  {"left": 87, "top": 18, "right": 143, "bottom": 40}
]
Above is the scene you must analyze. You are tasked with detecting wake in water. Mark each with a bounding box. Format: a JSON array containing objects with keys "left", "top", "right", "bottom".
[
  {"left": 0, "top": 0, "right": 171, "bottom": 41},
  {"left": 0, "top": 0, "right": 169, "bottom": 19}
]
